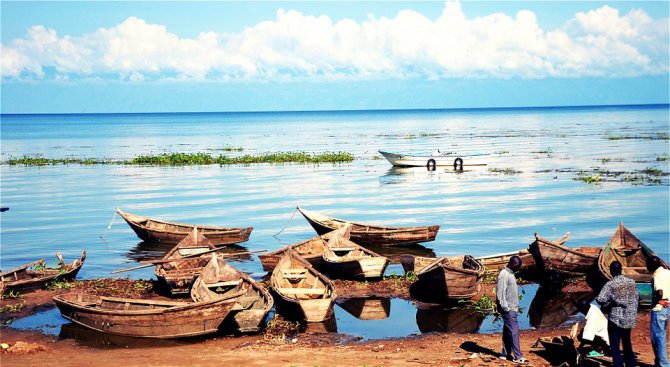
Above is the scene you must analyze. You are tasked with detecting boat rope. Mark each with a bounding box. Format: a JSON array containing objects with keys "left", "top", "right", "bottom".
[
  {"left": 273, "top": 207, "right": 298, "bottom": 239},
  {"left": 100, "top": 210, "right": 118, "bottom": 240}
]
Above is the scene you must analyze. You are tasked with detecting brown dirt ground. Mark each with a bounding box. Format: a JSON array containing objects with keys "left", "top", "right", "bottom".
[{"left": 0, "top": 278, "right": 666, "bottom": 367}]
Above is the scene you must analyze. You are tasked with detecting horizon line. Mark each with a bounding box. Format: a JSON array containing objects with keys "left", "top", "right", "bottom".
[{"left": 1, "top": 103, "right": 668, "bottom": 117}]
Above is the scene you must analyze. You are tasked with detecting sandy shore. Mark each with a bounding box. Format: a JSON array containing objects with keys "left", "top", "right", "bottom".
[{"left": 0, "top": 279, "right": 665, "bottom": 367}]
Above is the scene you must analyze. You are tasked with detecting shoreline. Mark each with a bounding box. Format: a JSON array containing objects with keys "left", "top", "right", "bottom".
[{"left": 0, "top": 278, "right": 663, "bottom": 366}]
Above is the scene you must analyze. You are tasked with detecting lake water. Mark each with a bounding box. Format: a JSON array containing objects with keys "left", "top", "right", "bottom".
[{"left": 1, "top": 105, "right": 668, "bottom": 342}]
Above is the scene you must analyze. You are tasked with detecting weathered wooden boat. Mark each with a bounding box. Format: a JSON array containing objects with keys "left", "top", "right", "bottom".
[
  {"left": 415, "top": 255, "right": 484, "bottom": 300},
  {"left": 191, "top": 254, "right": 273, "bottom": 333},
  {"left": 271, "top": 249, "right": 336, "bottom": 322},
  {"left": 597, "top": 222, "right": 669, "bottom": 304},
  {"left": 336, "top": 297, "right": 390, "bottom": 320},
  {"left": 321, "top": 232, "right": 389, "bottom": 279},
  {"left": 1, "top": 251, "right": 86, "bottom": 295},
  {"left": 297, "top": 206, "right": 439, "bottom": 246},
  {"left": 529, "top": 232, "right": 602, "bottom": 277},
  {"left": 154, "top": 228, "right": 217, "bottom": 295},
  {"left": 378, "top": 150, "right": 488, "bottom": 169},
  {"left": 399, "top": 254, "right": 437, "bottom": 274},
  {"left": 53, "top": 292, "right": 239, "bottom": 338},
  {"left": 116, "top": 209, "right": 252, "bottom": 245},
  {"left": 259, "top": 225, "right": 351, "bottom": 272},
  {"left": 476, "top": 249, "right": 535, "bottom": 272}
]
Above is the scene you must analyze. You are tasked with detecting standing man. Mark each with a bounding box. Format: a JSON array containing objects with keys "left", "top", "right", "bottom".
[
  {"left": 596, "top": 261, "right": 639, "bottom": 367},
  {"left": 496, "top": 255, "right": 526, "bottom": 364},
  {"left": 646, "top": 256, "right": 670, "bottom": 367}
]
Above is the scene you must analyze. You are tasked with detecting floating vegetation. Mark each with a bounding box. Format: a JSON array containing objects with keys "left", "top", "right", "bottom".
[
  {"left": 641, "top": 167, "right": 663, "bottom": 176},
  {"left": 657, "top": 154, "right": 669, "bottom": 162},
  {"left": 418, "top": 133, "right": 439, "bottom": 137},
  {"left": 578, "top": 174, "right": 602, "bottom": 184},
  {"left": 488, "top": 167, "right": 522, "bottom": 175},
  {"left": 605, "top": 132, "right": 669, "bottom": 140},
  {"left": 3, "top": 152, "right": 354, "bottom": 166},
  {"left": 371, "top": 154, "right": 382, "bottom": 160},
  {"left": 222, "top": 146, "right": 244, "bottom": 151},
  {"left": 532, "top": 147, "right": 553, "bottom": 154},
  {"left": 495, "top": 150, "right": 510, "bottom": 155}
]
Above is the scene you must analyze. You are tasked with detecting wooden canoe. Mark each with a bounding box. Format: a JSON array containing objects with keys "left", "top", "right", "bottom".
[
  {"left": 416, "top": 255, "right": 485, "bottom": 300},
  {"left": 1, "top": 251, "right": 86, "bottom": 295},
  {"left": 154, "top": 228, "right": 217, "bottom": 295},
  {"left": 597, "top": 222, "right": 669, "bottom": 304},
  {"left": 53, "top": 292, "right": 239, "bottom": 338},
  {"left": 476, "top": 249, "right": 535, "bottom": 272},
  {"left": 529, "top": 232, "right": 602, "bottom": 277},
  {"left": 337, "top": 297, "right": 390, "bottom": 320},
  {"left": 259, "top": 225, "right": 351, "bottom": 272},
  {"left": 191, "top": 254, "right": 273, "bottom": 333},
  {"left": 116, "top": 209, "right": 252, "bottom": 245},
  {"left": 297, "top": 206, "right": 439, "bottom": 246},
  {"left": 271, "top": 249, "right": 336, "bottom": 322},
  {"left": 321, "top": 232, "right": 389, "bottom": 279},
  {"left": 399, "top": 254, "right": 438, "bottom": 274}
]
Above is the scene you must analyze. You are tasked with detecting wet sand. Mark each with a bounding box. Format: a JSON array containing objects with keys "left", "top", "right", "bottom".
[{"left": 1, "top": 279, "right": 665, "bottom": 367}]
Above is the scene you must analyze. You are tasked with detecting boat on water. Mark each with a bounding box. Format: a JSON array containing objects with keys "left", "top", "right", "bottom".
[
  {"left": 116, "top": 209, "right": 252, "bottom": 245},
  {"left": 414, "top": 255, "right": 485, "bottom": 300},
  {"left": 475, "top": 249, "right": 535, "bottom": 272},
  {"left": 529, "top": 232, "right": 602, "bottom": 278},
  {"left": 1, "top": 251, "right": 86, "bottom": 295},
  {"left": 271, "top": 249, "right": 336, "bottom": 322},
  {"left": 297, "top": 206, "right": 439, "bottom": 246},
  {"left": 154, "top": 228, "right": 217, "bottom": 295},
  {"left": 321, "top": 231, "right": 389, "bottom": 279},
  {"left": 259, "top": 225, "right": 351, "bottom": 272},
  {"left": 597, "top": 222, "right": 669, "bottom": 304},
  {"left": 191, "top": 254, "right": 273, "bottom": 333},
  {"left": 53, "top": 292, "right": 239, "bottom": 338},
  {"left": 378, "top": 150, "right": 488, "bottom": 169}
]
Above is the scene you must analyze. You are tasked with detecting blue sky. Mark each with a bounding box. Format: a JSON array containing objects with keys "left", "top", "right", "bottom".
[{"left": 1, "top": 1, "right": 668, "bottom": 113}]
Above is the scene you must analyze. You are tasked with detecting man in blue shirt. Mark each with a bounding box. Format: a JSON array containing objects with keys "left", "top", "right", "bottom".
[
  {"left": 596, "top": 261, "right": 639, "bottom": 367},
  {"left": 496, "top": 255, "right": 526, "bottom": 364}
]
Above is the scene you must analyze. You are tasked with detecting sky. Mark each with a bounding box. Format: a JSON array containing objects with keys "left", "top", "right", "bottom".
[{"left": 1, "top": 1, "right": 668, "bottom": 114}]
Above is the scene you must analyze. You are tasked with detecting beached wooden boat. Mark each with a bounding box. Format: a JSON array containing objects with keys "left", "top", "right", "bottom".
[
  {"left": 597, "top": 222, "right": 669, "bottom": 304},
  {"left": 297, "top": 206, "right": 439, "bottom": 246},
  {"left": 399, "top": 254, "right": 437, "bottom": 274},
  {"left": 271, "top": 249, "right": 336, "bottom": 322},
  {"left": 116, "top": 209, "right": 252, "bottom": 245},
  {"left": 53, "top": 292, "right": 239, "bottom": 338},
  {"left": 321, "top": 232, "right": 389, "bottom": 279},
  {"left": 1, "top": 252, "right": 86, "bottom": 295},
  {"left": 154, "top": 228, "right": 217, "bottom": 295},
  {"left": 259, "top": 225, "right": 351, "bottom": 272},
  {"left": 378, "top": 150, "right": 488, "bottom": 168},
  {"left": 191, "top": 254, "right": 273, "bottom": 333},
  {"left": 476, "top": 249, "right": 535, "bottom": 272},
  {"left": 337, "top": 297, "right": 390, "bottom": 320},
  {"left": 415, "top": 255, "right": 484, "bottom": 300},
  {"left": 529, "top": 232, "right": 602, "bottom": 277}
]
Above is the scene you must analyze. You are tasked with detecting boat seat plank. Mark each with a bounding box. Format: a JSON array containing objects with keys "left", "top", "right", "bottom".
[
  {"left": 207, "top": 280, "right": 241, "bottom": 288},
  {"left": 283, "top": 274, "right": 307, "bottom": 279},
  {"left": 276, "top": 287, "right": 326, "bottom": 295}
]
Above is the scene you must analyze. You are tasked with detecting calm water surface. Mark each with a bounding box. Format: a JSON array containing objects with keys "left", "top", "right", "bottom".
[{"left": 1, "top": 105, "right": 668, "bottom": 342}]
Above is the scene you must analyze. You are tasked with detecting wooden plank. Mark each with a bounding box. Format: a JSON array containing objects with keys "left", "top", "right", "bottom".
[{"left": 276, "top": 288, "right": 325, "bottom": 295}]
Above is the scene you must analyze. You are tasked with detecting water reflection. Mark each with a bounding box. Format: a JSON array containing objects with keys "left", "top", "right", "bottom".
[
  {"left": 59, "top": 322, "right": 199, "bottom": 349},
  {"left": 528, "top": 284, "right": 593, "bottom": 329},
  {"left": 301, "top": 316, "right": 338, "bottom": 334},
  {"left": 379, "top": 166, "right": 485, "bottom": 185},
  {"left": 415, "top": 303, "right": 484, "bottom": 334},
  {"left": 126, "top": 241, "right": 252, "bottom": 262},
  {"left": 336, "top": 297, "right": 390, "bottom": 320}
]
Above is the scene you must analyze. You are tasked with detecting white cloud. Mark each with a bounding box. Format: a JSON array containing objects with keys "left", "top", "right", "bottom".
[{"left": 1, "top": 1, "right": 668, "bottom": 82}]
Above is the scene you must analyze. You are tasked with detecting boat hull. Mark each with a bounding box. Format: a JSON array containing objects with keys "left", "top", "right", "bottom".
[
  {"left": 416, "top": 256, "right": 484, "bottom": 300},
  {"left": 529, "top": 233, "right": 601, "bottom": 277},
  {"left": 378, "top": 150, "right": 488, "bottom": 167},
  {"left": 117, "top": 209, "right": 252, "bottom": 245},
  {"left": 53, "top": 293, "right": 235, "bottom": 339}
]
